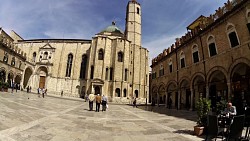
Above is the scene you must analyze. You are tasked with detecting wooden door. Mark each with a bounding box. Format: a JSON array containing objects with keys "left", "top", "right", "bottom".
[{"left": 39, "top": 76, "right": 45, "bottom": 88}]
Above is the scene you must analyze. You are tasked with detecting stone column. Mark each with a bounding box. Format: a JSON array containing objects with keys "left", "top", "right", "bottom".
[
  {"left": 178, "top": 90, "right": 181, "bottom": 110},
  {"left": 165, "top": 92, "right": 168, "bottom": 108},
  {"left": 190, "top": 88, "right": 194, "bottom": 111},
  {"left": 227, "top": 82, "right": 232, "bottom": 100},
  {"left": 206, "top": 85, "right": 209, "bottom": 99},
  {"left": 157, "top": 92, "right": 159, "bottom": 107}
]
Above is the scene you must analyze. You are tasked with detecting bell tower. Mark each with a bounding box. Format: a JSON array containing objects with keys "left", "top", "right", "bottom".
[{"left": 125, "top": 0, "right": 141, "bottom": 47}]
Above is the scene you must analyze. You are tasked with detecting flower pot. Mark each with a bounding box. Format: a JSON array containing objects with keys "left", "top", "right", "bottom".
[
  {"left": 4, "top": 88, "right": 8, "bottom": 92},
  {"left": 194, "top": 126, "right": 204, "bottom": 136}
]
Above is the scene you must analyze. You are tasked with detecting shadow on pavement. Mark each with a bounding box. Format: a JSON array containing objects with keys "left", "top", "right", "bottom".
[{"left": 134, "top": 104, "right": 197, "bottom": 122}]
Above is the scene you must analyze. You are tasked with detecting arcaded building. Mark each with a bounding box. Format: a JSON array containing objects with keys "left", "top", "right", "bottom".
[
  {"left": 150, "top": 0, "right": 250, "bottom": 114},
  {"left": 0, "top": 0, "right": 149, "bottom": 103},
  {"left": 0, "top": 29, "right": 26, "bottom": 87}
]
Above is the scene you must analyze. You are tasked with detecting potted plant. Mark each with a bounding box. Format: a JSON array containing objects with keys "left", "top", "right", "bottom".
[
  {"left": 194, "top": 98, "right": 211, "bottom": 136},
  {"left": 3, "top": 82, "right": 9, "bottom": 92},
  {"left": 216, "top": 98, "right": 227, "bottom": 115}
]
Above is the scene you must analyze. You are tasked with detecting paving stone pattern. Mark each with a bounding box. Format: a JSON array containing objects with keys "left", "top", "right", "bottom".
[{"left": 0, "top": 91, "right": 203, "bottom": 141}]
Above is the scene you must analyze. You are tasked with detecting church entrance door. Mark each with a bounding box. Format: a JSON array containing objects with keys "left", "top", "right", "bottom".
[{"left": 39, "top": 76, "right": 45, "bottom": 88}]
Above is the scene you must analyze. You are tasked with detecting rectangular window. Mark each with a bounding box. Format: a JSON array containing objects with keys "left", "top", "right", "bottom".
[
  {"left": 169, "top": 64, "right": 173, "bottom": 73},
  {"left": 193, "top": 51, "right": 199, "bottom": 63},
  {"left": 229, "top": 32, "right": 239, "bottom": 47},
  {"left": 159, "top": 69, "right": 164, "bottom": 76},
  {"left": 90, "top": 66, "right": 94, "bottom": 79},
  {"left": 180, "top": 58, "right": 185, "bottom": 68},
  {"left": 110, "top": 67, "right": 113, "bottom": 80},
  {"left": 209, "top": 43, "right": 217, "bottom": 57}
]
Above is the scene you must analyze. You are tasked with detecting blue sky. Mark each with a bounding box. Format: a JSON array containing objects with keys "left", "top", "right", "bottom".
[{"left": 0, "top": 0, "right": 227, "bottom": 61}]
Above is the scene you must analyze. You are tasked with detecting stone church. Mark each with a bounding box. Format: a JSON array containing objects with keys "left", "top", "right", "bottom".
[{"left": 0, "top": 0, "right": 149, "bottom": 103}]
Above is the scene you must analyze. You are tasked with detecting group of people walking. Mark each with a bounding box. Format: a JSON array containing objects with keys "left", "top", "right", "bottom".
[
  {"left": 37, "top": 87, "right": 47, "bottom": 98},
  {"left": 87, "top": 94, "right": 108, "bottom": 112}
]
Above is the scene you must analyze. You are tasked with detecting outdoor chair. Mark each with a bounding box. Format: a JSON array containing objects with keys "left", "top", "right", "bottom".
[
  {"left": 244, "top": 108, "right": 250, "bottom": 138},
  {"left": 205, "top": 115, "right": 224, "bottom": 141},
  {"left": 226, "top": 115, "right": 245, "bottom": 141}
]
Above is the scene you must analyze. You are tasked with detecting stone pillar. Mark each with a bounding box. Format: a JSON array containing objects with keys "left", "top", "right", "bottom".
[
  {"left": 190, "top": 88, "right": 194, "bottom": 111},
  {"left": 206, "top": 85, "right": 209, "bottom": 99},
  {"left": 227, "top": 82, "right": 232, "bottom": 100},
  {"left": 178, "top": 90, "right": 181, "bottom": 110},
  {"left": 157, "top": 92, "right": 159, "bottom": 107},
  {"left": 165, "top": 92, "right": 168, "bottom": 108}
]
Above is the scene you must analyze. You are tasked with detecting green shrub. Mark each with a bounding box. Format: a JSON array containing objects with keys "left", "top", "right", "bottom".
[
  {"left": 3, "top": 82, "right": 9, "bottom": 89},
  {"left": 196, "top": 98, "right": 211, "bottom": 127}
]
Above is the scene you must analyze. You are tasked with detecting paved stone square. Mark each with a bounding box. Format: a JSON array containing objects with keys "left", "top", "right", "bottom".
[{"left": 0, "top": 91, "right": 203, "bottom": 141}]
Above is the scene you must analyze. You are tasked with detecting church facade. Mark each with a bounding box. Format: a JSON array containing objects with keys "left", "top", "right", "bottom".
[
  {"left": 0, "top": 0, "right": 149, "bottom": 103},
  {"left": 150, "top": 0, "right": 250, "bottom": 114}
]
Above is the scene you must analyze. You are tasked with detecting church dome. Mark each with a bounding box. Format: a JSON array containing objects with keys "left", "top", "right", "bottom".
[{"left": 99, "top": 22, "right": 124, "bottom": 35}]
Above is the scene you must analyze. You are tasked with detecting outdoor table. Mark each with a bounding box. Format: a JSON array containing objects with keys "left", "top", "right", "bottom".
[{"left": 218, "top": 114, "right": 233, "bottom": 130}]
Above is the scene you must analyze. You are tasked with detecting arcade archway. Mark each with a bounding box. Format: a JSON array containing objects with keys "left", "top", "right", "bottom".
[
  {"left": 208, "top": 70, "right": 227, "bottom": 111},
  {"left": 23, "top": 67, "right": 33, "bottom": 88},
  {"left": 231, "top": 63, "right": 250, "bottom": 115},
  {"left": 0, "top": 69, "right": 6, "bottom": 82}
]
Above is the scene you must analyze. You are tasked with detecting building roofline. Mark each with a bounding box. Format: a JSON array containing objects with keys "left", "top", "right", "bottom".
[
  {"left": 11, "top": 30, "right": 24, "bottom": 40},
  {"left": 17, "top": 39, "right": 92, "bottom": 43}
]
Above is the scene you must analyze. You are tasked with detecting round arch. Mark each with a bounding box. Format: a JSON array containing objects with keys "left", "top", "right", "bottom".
[
  {"left": 192, "top": 73, "right": 206, "bottom": 98},
  {"left": 230, "top": 62, "right": 250, "bottom": 115},
  {"left": 23, "top": 67, "right": 33, "bottom": 88},
  {"left": 0, "top": 68, "right": 7, "bottom": 82},
  {"left": 207, "top": 66, "right": 228, "bottom": 84},
  {"left": 228, "top": 57, "right": 250, "bottom": 78},
  {"left": 179, "top": 79, "right": 191, "bottom": 110},
  {"left": 37, "top": 66, "right": 48, "bottom": 89},
  {"left": 166, "top": 81, "right": 178, "bottom": 109},
  {"left": 158, "top": 84, "right": 166, "bottom": 104},
  {"left": 151, "top": 86, "right": 158, "bottom": 104},
  {"left": 208, "top": 69, "right": 228, "bottom": 112}
]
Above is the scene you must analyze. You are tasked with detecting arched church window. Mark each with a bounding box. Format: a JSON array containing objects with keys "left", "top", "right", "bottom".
[
  {"left": 137, "top": 7, "right": 140, "bottom": 14},
  {"left": 110, "top": 67, "right": 113, "bottom": 80},
  {"left": 118, "top": 52, "right": 123, "bottom": 62},
  {"left": 226, "top": 24, "right": 240, "bottom": 48},
  {"left": 44, "top": 52, "right": 48, "bottom": 59},
  {"left": 65, "top": 53, "right": 73, "bottom": 77},
  {"left": 207, "top": 35, "right": 217, "bottom": 57},
  {"left": 3, "top": 53, "right": 8, "bottom": 63},
  {"left": 80, "top": 54, "right": 88, "bottom": 79},
  {"left": 98, "top": 49, "right": 104, "bottom": 60},
  {"left": 105, "top": 68, "right": 109, "bottom": 80},
  {"left": 33, "top": 52, "right": 36, "bottom": 62},
  {"left": 115, "top": 88, "right": 121, "bottom": 97},
  {"left": 11, "top": 57, "right": 15, "bottom": 66},
  {"left": 124, "top": 69, "right": 128, "bottom": 81},
  {"left": 123, "top": 89, "right": 127, "bottom": 97}
]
